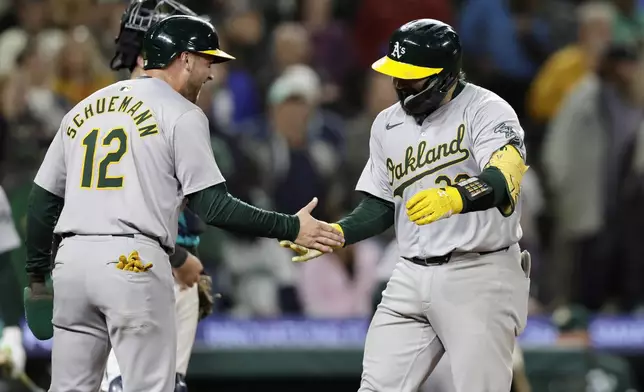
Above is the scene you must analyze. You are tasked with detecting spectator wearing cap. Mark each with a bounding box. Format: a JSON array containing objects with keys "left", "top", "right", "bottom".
[
  {"left": 542, "top": 43, "right": 643, "bottom": 312},
  {"left": 240, "top": 65, "right": 346, "bottom": 221},
  {"left": 552, "top": 304, "right": 593, "bottom": 346},
  {"left": 536, "top": 305, "right": 640, "bottom": 391}
]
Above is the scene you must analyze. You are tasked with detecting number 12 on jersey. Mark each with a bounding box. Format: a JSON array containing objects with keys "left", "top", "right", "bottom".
[{"left": 81, "top": 127, "right": 128, "bottom": 189}]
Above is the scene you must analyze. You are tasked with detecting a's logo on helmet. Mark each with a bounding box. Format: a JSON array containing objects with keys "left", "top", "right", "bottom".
[{"left": 391, "top": 41, "right": 406, "bottom": 59}]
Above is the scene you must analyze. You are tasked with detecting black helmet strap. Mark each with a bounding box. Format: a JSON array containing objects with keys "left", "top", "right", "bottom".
[{"left": 396, "top": 71, "right": 459, "bottom": 121}]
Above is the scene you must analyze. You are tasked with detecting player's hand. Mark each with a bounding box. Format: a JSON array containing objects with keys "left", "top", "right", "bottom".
[
  {"left": 279, "top": 240, "right": 323, "bottom": 262},
  {"left": 406, "top": 187, "right": 463, "bottom": 225},
  {"left": 173, "top": 252, "right": 203, "bottom": 289},
  {"left": 0, "top": 326, "right": 25, "bottom": 378},
  {"left": 294, "top": 198, "right": 344, "bottom": 252},
  {"left": 280, "top": 223, "right": 343, "bottom": 262}
]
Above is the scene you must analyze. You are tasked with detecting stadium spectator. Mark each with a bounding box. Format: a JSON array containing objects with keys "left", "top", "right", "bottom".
[
  {"left": 296, "top": 235, "right": 381, "bottom": 318},
  {"left": 352, "top": 0, "right": 453, "bottom": 70},
  {"left": 344, "top": 72, "right": 397, "bottom": 210},
  {"left": 528, "top": 1, "right": 615, "bottom": 125},
  {"left": 523, "top": 304, "right": 640, "bottom": 391},
  {"left": 1, "top": 42, "right": 66, "bottom": 179},
  {"left": 242, "top": 65, "right": 345, "bottom": 222},
  {"left": 612, "top": 0, "right": 644, "bottom": 45},
  {"left": 0, "top": 0, "right": 65, "bottom": 77},
  {"left": 51, "top": 26, "right": 114, "bottom": 107},
  {"left": 459, "top": 0, "right": 550, "bottom": 119},
  {"left": 542, "top": 43, "right": 643, "bottom": 311}
]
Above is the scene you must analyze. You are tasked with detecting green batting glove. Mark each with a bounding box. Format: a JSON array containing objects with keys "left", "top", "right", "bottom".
[{"left": 23, "top": 276, "right": 53, "bottom": 341}]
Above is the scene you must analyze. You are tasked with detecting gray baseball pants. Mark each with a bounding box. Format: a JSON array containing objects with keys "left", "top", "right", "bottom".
[
  {"left": 48, "top": 234, "right": 176, "bottom": 392},
  {"left": 359, "top": 244, "right": 530, "bottom": 392}
]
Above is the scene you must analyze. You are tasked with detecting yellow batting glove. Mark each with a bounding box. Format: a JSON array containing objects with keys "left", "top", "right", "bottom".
[
  {"left": 280, "top": 223, "right": 345, "bottom": 262},
  {"left": 406, "top": 187, "right": 463, "bottom": 226},
  {"left": 279, "top": 240, "right": 323, "bottom": 262}
]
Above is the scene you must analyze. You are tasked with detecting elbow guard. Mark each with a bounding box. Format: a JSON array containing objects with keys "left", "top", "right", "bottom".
[
  {"left": 485, "top": 144, "right": 528, "bottom": 216},
  {"left": 453, "top": 145, "right": 528, "bottom": 215}
]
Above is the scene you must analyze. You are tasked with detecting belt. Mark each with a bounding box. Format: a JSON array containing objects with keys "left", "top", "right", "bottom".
[
  {"left": 61, "top": 232, "right": 172, "bottom": 254},
  {"left": 403, "top": 247, "right": 509, "bottom": 266}
]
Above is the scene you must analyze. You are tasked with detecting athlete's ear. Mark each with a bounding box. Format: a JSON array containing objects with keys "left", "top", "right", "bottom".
[
  {"left": 180, "top": 52, "right": 192, "bottom": 72},
  {"left": 136, "top": 55, "right": 144, "bottom": 69}
]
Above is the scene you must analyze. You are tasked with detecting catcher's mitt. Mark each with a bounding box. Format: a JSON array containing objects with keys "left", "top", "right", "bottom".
[{"left": 197, "top": 274, "right": 214, "bottom": 321}]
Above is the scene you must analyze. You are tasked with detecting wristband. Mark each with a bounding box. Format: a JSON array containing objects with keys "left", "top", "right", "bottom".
[{"left": 454, "top": 176, "right": 494, "bottom": 213}]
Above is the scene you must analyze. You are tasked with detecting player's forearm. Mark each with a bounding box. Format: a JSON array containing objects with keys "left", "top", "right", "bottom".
[
  {"left": 454, "top": 167, "right": 510, "bottom": 212},
  {"left": 452, "top": 145, "right": 527, "bottom": 217},
  {"left": 187, "top": 183, "right": 299, "bottom": 241},
  {"left": 25, "top": 184, "right": 64, "bottom": 280},
  {"left": 336, "top": 194, "right": 395, "bottom": 245}
]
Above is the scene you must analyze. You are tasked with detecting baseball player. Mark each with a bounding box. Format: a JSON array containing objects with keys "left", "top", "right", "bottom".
[
  {"left": 98, "top": 2, "right": 211, "bottom": 391},
  {"left": 23, "top": 14, "right": 343, "bottom": 392},
  {"left": 281, "top": 19, "right": 531, "bottom": 392}
]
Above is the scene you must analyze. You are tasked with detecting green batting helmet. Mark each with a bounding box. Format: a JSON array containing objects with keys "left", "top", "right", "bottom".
[
  {"left": 372, "top": 19, "right": 462, "bottom": 117},
  {"left": 141, "top": 15, "right": 234, "bottom": 70}
]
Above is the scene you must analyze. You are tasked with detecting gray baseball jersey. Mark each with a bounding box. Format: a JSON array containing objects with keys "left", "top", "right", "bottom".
[
  {"left": 356, "top": 83, "right": 525, "bottom": 258},
  {"left": 34, "top": 77, "right": 224, "bottom": 250}
]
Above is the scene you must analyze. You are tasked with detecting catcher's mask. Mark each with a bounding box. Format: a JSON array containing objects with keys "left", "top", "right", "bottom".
[
  {"left": 372, "top": 19, "right": 462, "bottom": 119},
  {"left": 111, "top": 0, "right": 198, "bottom": 72}
]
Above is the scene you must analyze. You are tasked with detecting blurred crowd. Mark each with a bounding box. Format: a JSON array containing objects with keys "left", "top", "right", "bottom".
[{"left": 1, "top": 0, "right": 644, "bottom": 320}]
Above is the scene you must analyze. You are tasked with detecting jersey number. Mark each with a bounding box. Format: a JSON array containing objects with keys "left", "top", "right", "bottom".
[
  {"left": 81, "top": 128, "right": 127, "bottom": 189},
  {"left": 435, "top": 174, "right": 470, "bottom": 187}
]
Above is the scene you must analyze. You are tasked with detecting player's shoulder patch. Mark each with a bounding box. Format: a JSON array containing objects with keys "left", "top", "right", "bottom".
[{"left": 492, "top": 122, "right": 523, "bottom": 148}]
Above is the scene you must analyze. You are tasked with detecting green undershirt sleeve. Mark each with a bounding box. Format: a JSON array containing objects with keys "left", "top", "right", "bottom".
[
  {"left": 337, "top": 193, "right": 395, "bottom": 245},
  {"left": 187, "top": 183, "right": 300, "bottom": 241},
  {"left": 25, "top": 184, "right": 64, "bottom": 280}
]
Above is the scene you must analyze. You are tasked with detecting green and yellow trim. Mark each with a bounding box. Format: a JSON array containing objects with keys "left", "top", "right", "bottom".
[
  {"left": 199, "top": 49, "right": 236, "bottom": 61},
  {"left": 372, "top": 55, "right": 443, "bottom": 80}
]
